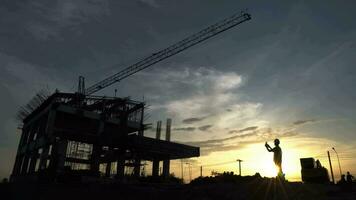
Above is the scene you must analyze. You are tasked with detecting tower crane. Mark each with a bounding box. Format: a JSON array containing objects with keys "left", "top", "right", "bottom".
[{"left": 82, "top": 11, "right": 251, "bottom": 95}]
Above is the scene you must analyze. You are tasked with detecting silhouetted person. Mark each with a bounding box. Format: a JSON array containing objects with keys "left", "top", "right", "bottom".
[
  {"left": 265, "top": 139, "right": 283, "bottom": 177},
  {"left": 338, "top": 174, "right": 346, "bottom": 185},
  {"left": 346, "top": 171, "right": 354, "bottom": 183}
]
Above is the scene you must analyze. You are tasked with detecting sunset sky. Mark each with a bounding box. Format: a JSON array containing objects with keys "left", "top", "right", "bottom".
[{"left": 1, "top": 0, "right": 356, "bottom": 182}]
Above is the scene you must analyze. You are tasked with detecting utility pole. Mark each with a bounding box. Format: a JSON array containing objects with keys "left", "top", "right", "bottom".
[
  {"left": 327, "top": 151, "right": 335, "bottom": 184},
  {"left": 237, "top": 159, "right": 243, "bottom": 176},
  {"left": 332, "top": 147, "right": 342, "bottom": 179},
  {"left": 200, "top": 165, "right": 203, "bottom": 177},
  {"left": 181, "top": 159, "right": 184, "bottom": 180}
]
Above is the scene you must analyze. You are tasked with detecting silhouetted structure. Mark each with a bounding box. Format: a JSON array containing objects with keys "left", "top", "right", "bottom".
[
  {"left": 265, "top": 139, "right": 283, "bottom": 177},
  {"left": 10, "top": 92, "right": 199, "bottom": 182},
  {"left": 300, "top": 157, "right": 329, "bottom": 183}
]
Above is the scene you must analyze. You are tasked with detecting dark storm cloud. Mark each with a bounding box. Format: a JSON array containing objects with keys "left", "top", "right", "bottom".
[
  {"left": 293, "top": 119, "right": 317, "bottom": 126},
  {"left": 173, "top": 127, "right": 196, "bottom": 132},
  {"left": 228, "top": 126, "right": 258, "bottom": 134},
  {"left": 198, "top": 125, "right": 213, "bottom": 131},
  {"left": 182, "top": 116, "right": 207, "bottom": 124}
]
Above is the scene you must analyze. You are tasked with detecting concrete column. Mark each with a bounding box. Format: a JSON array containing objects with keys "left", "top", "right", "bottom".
[
  {"left": 105, "top": 162, "right": 111, "bottom": 177},
  {"left": 28, "top": 152, "right": 39, "bottom": 173},
  {"left": 116, "top": 153, "right": 125, "bottom": 178},
  {"left": 134, "top": 107, "right": 145, "bottom": 176},
  {"left": 56, "top": 140, "right": 68, "bottom": 173},
  {"left": 39, "top": 145, "right": 50, "bottom": 170},
  {"left": 45, "top": 109, "right": 56, "bottom": 137},
  {"left": 11, "top": 128, "right": 28, "bottom": 177},
  {"left": 152, "top": 159, "right": 159, "bottom": 177},
  {"left": 19, "top": 127, "right": 29, "bottom": 146},
  {"left": 45, "top": 109, "right": 57, "bottom": 171},
  {"left": 163, "top": 118, "right": 172, "bottom": 178},
  {"left": 156, "top": 121, "right": 162, "bottom": 139},
  {"left": 138, "top": 105, "right": 144, "bottom": 137},
  {"left": 163, "top": 160, "right": 170, "bottom": 178},
  {"left": 150, "top": 121, "right": 162, "bottom": 178},
  {"left": 91, "top": 120, "right": 104, "bottom": 173},
  {"left": 21, "top": 156, "right": 30, "bottom": 175},
  {"left": 90, "top": 144, "right": 101, "bottom": 173},
  {"left": 165, "top": 118, "right": 171, "bottom": 141},
  {"left": 133, "top": 158, "right": 141, "bottom": 177},
  {"left": 11, "top": 156, "right": 23, "bottom": 176}
]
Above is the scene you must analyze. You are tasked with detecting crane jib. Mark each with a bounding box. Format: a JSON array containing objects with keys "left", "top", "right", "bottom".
[{"left": 85, "top": 12, "right": 251, "bottom": 95}]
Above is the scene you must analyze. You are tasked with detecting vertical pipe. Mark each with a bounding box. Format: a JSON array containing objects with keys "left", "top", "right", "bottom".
[{"left": 327, "top": 151, "right": 335, "bottom": 184}]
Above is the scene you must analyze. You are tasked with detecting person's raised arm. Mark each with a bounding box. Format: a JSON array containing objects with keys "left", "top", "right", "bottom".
[{"left": 265, "top": 142, "right": 272, "bottom": 152}]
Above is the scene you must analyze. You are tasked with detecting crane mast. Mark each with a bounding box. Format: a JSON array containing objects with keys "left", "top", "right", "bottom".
[{"left": 85, "top": 11, "right": 251, "bottom": 95}]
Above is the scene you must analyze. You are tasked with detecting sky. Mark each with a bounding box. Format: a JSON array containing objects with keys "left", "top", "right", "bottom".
[{"left": 1, "top": 0, "right": 356, "bottom": 182}]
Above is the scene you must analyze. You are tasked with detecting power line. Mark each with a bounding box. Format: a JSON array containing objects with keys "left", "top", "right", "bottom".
[{"left": 204, "top": 160, "right": 236, "bottom": 167}]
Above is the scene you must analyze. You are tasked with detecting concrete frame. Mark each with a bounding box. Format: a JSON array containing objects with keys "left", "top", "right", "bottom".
[{"left": 10, "top": 92, "right": 199, "bottom": 182}]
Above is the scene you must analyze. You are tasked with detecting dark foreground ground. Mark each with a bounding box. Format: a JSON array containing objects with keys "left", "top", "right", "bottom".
[{"left": 1, "top": 176, "right": 356, "bottom": 200}]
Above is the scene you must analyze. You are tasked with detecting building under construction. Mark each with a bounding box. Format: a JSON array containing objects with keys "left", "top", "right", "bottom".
[
  {"left": 10, "top": 92, "right": 199, "bottom": 182},
  {"left": 10, "top": 11, "right": 251, "bottom": 183}
]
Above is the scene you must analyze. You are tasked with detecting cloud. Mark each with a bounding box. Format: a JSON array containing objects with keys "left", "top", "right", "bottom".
[
  {"left": 0, "top": 53, "right": 65, "bottom": 100},
  {"left": 186, "top": 132, "right": 258, "bottom": 148},
  {"left": 146, "top": 67, "right": 245, "bottom": 119},
  {"left": 134, "top": 67, "right": 264, "bottom": 142},
  {"left": 182, "top": 116, "right": 207, "bottom": 124},
  {"left": 198, "top": 125, "right": 213, "bottom": 131},
  {"left": 228, "top": 126, "right": 258, "bottom": 134},
  {"left": 293, "top": 119, "right": 317, "bottom": 126},
  {"left": 185, "top": 126, "right": 298, "bottom": 156},
  {"left": 23, "top": 0, "right": 110, "bottom": 40},
  {"left": 173, "top": 127, "right": 196, "bottom": 132}
]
